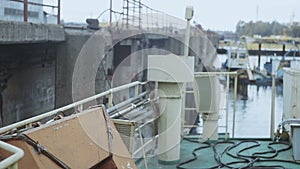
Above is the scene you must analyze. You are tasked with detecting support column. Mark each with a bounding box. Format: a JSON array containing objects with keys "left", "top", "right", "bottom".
[{"left": 157, "top": 82, "right": 182, "bottom": 164}]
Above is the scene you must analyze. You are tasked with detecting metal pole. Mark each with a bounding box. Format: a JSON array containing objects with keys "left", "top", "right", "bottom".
[
  {"left": 225, "top": 74, "right": 230, "bottom": 140},
  {"left": 282, "top": 44, "right": 286, "bottom": 57},
  {"left": 232, "top": 74, "right": 238, "bottom": 138},
  {"left": 181, "top": 83, "right": 186, "bottom": 137},
  {"left": 132, "top": 0, "right": 135, "bottom": 26},
  {"left": 57, "top": 0, "right": 61, "bottom": 24},
  {"left": 109, "top": 0, "right": 112, "bottom": 27},
  {"left": 258, "top": 43, "right": 261, "bottom": 69},
  {"left": 138, "top": 0, "right": 141, "bottom": 29},
  {"left": 24, "top": 0, "right": 28, "bottom": 22},
  {"left": 126, "top": 0, "right": 129, "bottom": 28},
  {"left": 270, "top": 74, "right": 276, "bottom": 138},
  {"left": 146, "top": 7, "right": 149, "bottom": 30},
  {"left": 184, "top": 20, "right": 190, "bottom": 57},
  {"left": 138, "top": 126, "right": 148, "bottom": 169}
]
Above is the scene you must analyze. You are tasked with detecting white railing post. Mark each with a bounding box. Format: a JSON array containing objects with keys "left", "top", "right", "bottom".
[
  {"left": 10, "top": 163, "right": 18, "bottom": 169},
  {"left": 108, "top": 92, "right": 113, "bottom": 108},
  {"left": 134, "top": 85, "right": 139, "bottom": 97},
  {"left": 232, "top": 73, "right": 238, "bottom": 138},
  {"left": 0, "top": 141, "right": 24, "bottom": 169},
  {"left": 138, "top": 125, "right": 148, "bottom": 169},
  {"left": 270, "top": 73, "right": 276, "bottom": 138},
  {"left": 225, "top": 74, "right": 230, "bottom": 140},
  {"left": 77, "top": 104, "right": 83, "bottom": 113},
  {"left": 193, "top": 72, "right": 238, "bottom": 139}
]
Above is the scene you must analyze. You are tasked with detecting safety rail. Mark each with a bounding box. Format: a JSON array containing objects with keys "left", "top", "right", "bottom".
[
  {"left": 126, "top": 72, "right": 239, "bottom": 169},
  {"left": 0, "top": 81, "right": 147, "bottom": 134},
  {"left": 0, "top": 141, "right": 24, "bottom": 169},
  {"left": 103, "top": 0, "right": 185, "bottom": 31},
  {"left": 187, "top": 72, "right": 238, "bottom": 139},
  {"left": 8, "top": 0, "right": 61, "bottom": 24}
]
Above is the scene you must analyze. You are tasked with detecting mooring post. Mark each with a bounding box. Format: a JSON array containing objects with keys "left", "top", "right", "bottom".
[
  {"left": 282, "top": 44, "right": 286, "bottom": 57},
  {"left": 258, "top": 43, "right": 261, "bottom": 69}
]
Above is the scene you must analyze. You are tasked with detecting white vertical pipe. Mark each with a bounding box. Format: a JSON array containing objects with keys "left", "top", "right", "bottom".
[
  {"left": 184, "top": 20, "right": 190, "bottom": 57},
  {"left": 158, "top": 83, "right": 182, "bottom": 164},
  {"left": 225, "top": 74, "right": 230, "bottom": 140},
  {"left": 138, "top": 125, "right": 148, "bottom": 169},
  {"left": 232, "top": 74, "right": 238, "bottom": 138},
  {"left": 270, "top": 74, "right": 276, "bottom": 138}
]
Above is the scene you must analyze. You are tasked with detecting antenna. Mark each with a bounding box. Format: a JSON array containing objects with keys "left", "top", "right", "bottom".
[
  {"left": 291, "top": 11, "right": 295, "bottom": 24},
  {"left": 256, "top": 4, "right": 259, "bottom": 22}
]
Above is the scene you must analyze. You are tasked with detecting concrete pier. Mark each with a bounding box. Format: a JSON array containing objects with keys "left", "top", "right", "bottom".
[
  {"left": 0, "top": 21, "right": 64, "bottom": 125},
  {"left": 0, "top": 21, "right": 218, "bottom": 127},
  {"left": 0, "top": 21, "right": 64, "bottom": 44}
]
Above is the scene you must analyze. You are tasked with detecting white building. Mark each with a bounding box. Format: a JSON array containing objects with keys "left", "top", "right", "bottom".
[{"left": 0, "top": 0, "right": 57, "bottom": 24}]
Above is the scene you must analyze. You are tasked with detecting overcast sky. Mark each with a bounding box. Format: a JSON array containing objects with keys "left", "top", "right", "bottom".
[{"left": 58, "top": 0, "right": 300, "bottom": 31}]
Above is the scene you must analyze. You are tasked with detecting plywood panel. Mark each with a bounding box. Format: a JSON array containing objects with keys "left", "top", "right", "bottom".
[{"left": 1, "top": 108, "right": 137, "bottom": 169}]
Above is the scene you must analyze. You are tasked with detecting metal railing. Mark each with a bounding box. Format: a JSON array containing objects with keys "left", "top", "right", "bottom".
[
  {"left": 123, "top": 72, "right": 239, "bottom": 167},
  {"left": 124, "top": 72, "right": 240, "bottom": 169},
  {"left": 0, "top": 81, "right": 147, "bottom": 168},
  {"left": 8, "top": 0, "right": 61, "bottom": 24},
  {"left": 0, "top": 81, "right": 147, "bottom": 134},
  {"left": 185, "top": 72, "right": 238, "bottom": 139},
  {"left": 105, "top": 0, "right": 185, "bottom": 31},
  {"left": 0, "top": 141, "right": 24, "bottom": 169}
]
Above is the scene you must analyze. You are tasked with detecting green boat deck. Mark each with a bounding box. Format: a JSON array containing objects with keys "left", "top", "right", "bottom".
[{"left": 136, "top": 135, "right": 300, "bottom": 169}]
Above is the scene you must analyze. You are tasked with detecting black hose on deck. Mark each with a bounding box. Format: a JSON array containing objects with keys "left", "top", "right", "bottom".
[{"left": 176, "top": 138, "right": 300, "bottom": 169}]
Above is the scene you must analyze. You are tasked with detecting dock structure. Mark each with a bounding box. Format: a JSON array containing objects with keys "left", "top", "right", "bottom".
[
  {"left": 0, "top": 5, "right": 220, "bottom": 166},
  {"left": 1, "top": 2, "right": 300, "bottom": 169},
  {"left": 0, "top": 1, "right": 218, "bottom": 129}
]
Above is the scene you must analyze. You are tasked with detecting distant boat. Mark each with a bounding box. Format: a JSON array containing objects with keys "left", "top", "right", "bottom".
[
  {"left": 263, "top": 42, "right": 300, "bottom": 79},
  {"left": 222, "top": 37, "right": 254, "bottom": 80}
]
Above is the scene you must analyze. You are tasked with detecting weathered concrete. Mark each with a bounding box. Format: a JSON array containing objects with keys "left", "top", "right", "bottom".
[
  {"left": 56, "top": 30, "right": 112, "bottom": 111},
  {"left": 0, "top": 43, "right": 57, "bottom": 125},
  {"left": 0, "top": 24, "right": 218, "bottom": 127},
  {"left": 55, "top": 31, "right": 92, "bottom": 109},
  {"left": 0, "top": 21, "right": 65, "bottom": 44}
]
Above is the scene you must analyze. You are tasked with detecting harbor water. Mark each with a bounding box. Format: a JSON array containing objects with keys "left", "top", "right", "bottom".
[
  {"left": 226, "top": 84, "right": 283, "bottom": 138},
  {"left": 215, "top": 54, "right": 287, "bottom": 138}
]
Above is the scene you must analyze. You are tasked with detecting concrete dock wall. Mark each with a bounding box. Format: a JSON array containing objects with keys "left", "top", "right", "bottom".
[
  {"left": 0, "top": 21, "right": 64, "bottom": 44},
  {"left": 0, "top": 21, "right": 218, "bottom": 126},
  {"left": 0, "top": 43, "right": 57, "bottom": 125},
  {"left": 56, "top": 30, "right": 113, "bottom": 111},
  {"left": 55, "top": 31, "right": 91, "bottom": 109}
]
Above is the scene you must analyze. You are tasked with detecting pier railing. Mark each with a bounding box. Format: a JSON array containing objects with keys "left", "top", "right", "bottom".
[
  {"left": 0, "top": 73, "right": 241, "bottom": 168},
  {"left": 0, "top": 81, "right": 147, "bottom": 134},
  {"left": 194, "top": 72, "right": 238, "bottom": 139},
  {"left": 8, "top": 0, "right": 61, "bottom": 24},
  {"left": 0, "top": 80, "right": 149, "bottom": 167},
  {"left": 182, "top": 72, "right": 238, "bottom": 139},
  {"left": 0, "top": 141, "right": 24, "bottom": 169},
  {"left": 104, "top": 0, "right": 186, "bottom": 31}
]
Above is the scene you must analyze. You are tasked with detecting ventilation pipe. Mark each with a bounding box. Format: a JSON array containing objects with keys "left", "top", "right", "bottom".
[
  {"left": 148, "top": 54, "right": 194, "bottom": 164},
  {"left": 194, "top": 74, "right": 220, "bottom": 141}
]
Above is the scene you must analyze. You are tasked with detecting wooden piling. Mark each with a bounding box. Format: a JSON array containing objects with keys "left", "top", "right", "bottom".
[{"left": 258, "top": 43, "right": 261, "bottom": 69}]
